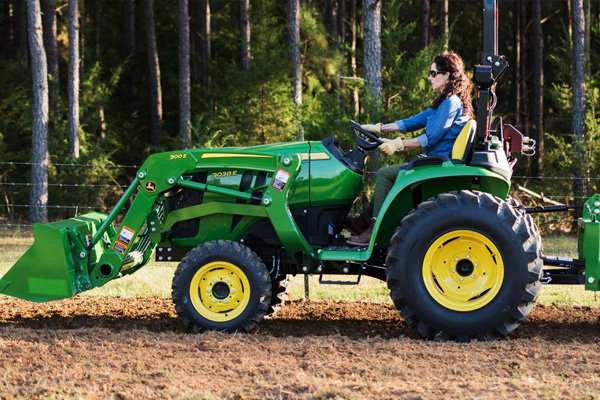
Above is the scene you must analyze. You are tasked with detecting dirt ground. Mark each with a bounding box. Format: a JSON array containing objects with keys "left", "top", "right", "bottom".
[{"left": 0, "top": 297, "right": 600, "bottom": 400}]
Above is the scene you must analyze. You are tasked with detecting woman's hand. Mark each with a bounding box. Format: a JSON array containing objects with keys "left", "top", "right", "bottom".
[
  {"left": 379, "top": 137, "right": 404, "bottom": 155},
  {"left": 360, "top": 123, "right": 382, "bottom": 134}
]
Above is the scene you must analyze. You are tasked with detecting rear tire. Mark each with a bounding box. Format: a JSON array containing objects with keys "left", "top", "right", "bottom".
[
  {"left": 172, "top": 240, "right": 271, "bottom": 333},
  {"left": 386, "top": 191, "right": 543, "bottom": 342}
]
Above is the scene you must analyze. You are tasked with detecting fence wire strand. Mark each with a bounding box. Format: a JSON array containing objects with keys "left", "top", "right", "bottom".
[{"left": 0, "top": 162, "right": 594, "bottom": 230}]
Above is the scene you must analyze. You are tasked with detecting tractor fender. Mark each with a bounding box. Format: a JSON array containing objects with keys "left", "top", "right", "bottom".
[{"left": 371, "top": 161, "right": 511, "bottom": 249}]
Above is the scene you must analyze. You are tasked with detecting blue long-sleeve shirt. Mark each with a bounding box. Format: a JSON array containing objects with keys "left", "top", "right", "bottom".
[{"left": 395, "top": 95, "right": 470, "bottom": 157}]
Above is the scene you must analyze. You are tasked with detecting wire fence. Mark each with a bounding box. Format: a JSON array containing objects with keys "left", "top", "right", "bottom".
[{"left": 0, "top": 161, "right": 591, "bottom": 233}]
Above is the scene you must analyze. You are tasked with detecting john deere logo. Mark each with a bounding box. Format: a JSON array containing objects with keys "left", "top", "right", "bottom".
[{"left": 145, "top": 181, "right": 157, "bottom": 192}]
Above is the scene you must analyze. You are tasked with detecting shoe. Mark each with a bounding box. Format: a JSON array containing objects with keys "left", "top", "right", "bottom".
[
  {"left": 344, "top": 214, "right": 371, "bottom": 235},
  {"left": 347, "top": 219, "right": 374, "bottom": 246}
]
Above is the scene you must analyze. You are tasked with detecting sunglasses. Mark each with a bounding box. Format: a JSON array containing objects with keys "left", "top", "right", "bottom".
[{"left": 429, "top": 70, "right": 447, "bottom": 78}]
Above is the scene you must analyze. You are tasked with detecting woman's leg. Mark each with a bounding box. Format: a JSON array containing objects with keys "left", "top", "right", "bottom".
[
  {"left": 372, "top": 164, "right": 404, "bottom": 218},
  {"left": 347, "top": 164, "right": 403, "bottom": 245}
]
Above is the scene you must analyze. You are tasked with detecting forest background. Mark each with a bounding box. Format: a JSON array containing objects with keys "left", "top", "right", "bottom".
[{"left": 0, "top": 0, "right": 596, "bottom": 229}]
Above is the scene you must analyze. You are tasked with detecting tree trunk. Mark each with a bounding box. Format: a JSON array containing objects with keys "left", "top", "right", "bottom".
[
  {"left": 421, "top": 0, "right": 430, "bottom": 48},
  {"left": 572, "top": 0, "right": 587, "bottom": 198},
  {"left": 363, "top": 0, "right": 382, "bottom": 173},
  {"left": 145, "top": 0, "right": 162, "bottom": 150},
  {"left": 0, "top": 1, "right": 9, "bottom": 55},
  {"left": 350, "top": 0, "right": 359, "bottom": 116},
  {"left": 530, "top": 0, "right": 543, "bottom": 176},
  {"left": 584, "top": 0, "right": 590, "bottom": 76},
  {"left": 179, "top": 0, "right": 191, "bottom": 149},
  {"left": 240, "top": 0, "right": 251, "bottom": 71},
  {"left": 439, "top": 0, "right": 448, "bottom": 48},
  {"left": 25, "top": 0, "right": 49, "bottom": 223},
  {"left": 41, "top": 0, "right": 60, "bottom": 120},
  {"left": 287, "top": 0, "right": 303, "bottom": 141},
  {"left": 199, "top": 0, "right": 212, "bottom": 110},
  {"left": 337, "top": 0, "right": 345, "bottom": 43},
  {"left": 95, "top": 0, "right": 106, "bottom": 140},
  {"left": 329, "top": 0, "right": 340, "bottom": 101},
  {"left": 512, "top": 0, "right": 521, "bottom": 127},
  {"left": 124, "top": 0, "right": 135, "bottom": 54},
  {"left": 68, "top": 0, "right": 80, "bottom": 158},
  {"left": 520, "top": 0, "right": 529, "bottom": 138},
  {"left": 362, "top": 0, "right": 382, "bottom": 118},
  {"left": 329, "top": 0, "right": 338, "bottom": 48},
  {"left": 337, "top": 0, "right": 345, "bottom": 111}
]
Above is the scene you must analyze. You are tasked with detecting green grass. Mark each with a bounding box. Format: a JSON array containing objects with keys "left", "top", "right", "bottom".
[{"left": 0, "top": 233, "right": 598, "bottom": 307}]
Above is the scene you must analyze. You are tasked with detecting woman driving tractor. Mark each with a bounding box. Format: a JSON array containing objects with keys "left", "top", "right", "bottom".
[{"left": 348, "top": 50, "right": 475, "bottom": 246}]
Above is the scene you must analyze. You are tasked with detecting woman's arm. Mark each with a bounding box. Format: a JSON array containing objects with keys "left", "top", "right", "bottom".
[{"left": 380, "top": 125, "right": 422, "bottom": 149}]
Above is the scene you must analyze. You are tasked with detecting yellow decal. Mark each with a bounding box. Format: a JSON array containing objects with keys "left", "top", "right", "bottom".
[
  {"left": 144, "top": 181, "right": 157, "bottom": 192},
  {"left": 310, "top": 152, "right": 330, "bottom": 160},
  {"left": 300, "top": 152, "right": 330, "bottom": 161},
  {"left": 201, "top": 153, "right": 273, "bottom": 159},
  {"left": 211, "top": 170, "right": 238, "bottom": 179},
  {"left": 169, "top": 153, "right": 188, "bottom": 160}
]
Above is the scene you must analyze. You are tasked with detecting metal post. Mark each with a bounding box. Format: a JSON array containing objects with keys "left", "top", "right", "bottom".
[{"left": 304, "top": 274, "right": 310, "bottom": 299}]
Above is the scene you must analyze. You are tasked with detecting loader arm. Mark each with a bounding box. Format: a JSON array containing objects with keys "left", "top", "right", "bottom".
[{"left": 1, "top": 150, "right": 317, "bottom": 302}]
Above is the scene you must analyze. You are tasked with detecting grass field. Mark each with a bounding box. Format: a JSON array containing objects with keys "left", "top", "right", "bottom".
[{"left": 0, "top": 233, "right": 596, "bottom": 308}]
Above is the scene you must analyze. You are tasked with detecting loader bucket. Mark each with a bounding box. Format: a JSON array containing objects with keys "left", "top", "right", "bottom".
[{"left": 0, "top": 212, "right": 108, "bottom": 302}]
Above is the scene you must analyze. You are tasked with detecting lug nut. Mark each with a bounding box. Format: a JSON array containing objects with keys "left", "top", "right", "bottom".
[
  {"left": 459, "top": 277, "right": 464, "bottom": 281},
  {"left": 470, "top": 275, "right": 475, "bottom": 279},
  {"left": 588, "top": 277, "right": 595, "bottom": 284},
  {"left": 466, "top": 254, "right": 471, "bottom": 259},
  {"left": 451, "top": 268, "right": 456, "bottom": 273},
  {"left": 454, "top": 257, "right": 459, "bottom": 262}
]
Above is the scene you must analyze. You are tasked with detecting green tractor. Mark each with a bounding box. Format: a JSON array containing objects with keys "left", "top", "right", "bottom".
[{"left": 1, "top": 0, "right": 597, "bottom": 341}]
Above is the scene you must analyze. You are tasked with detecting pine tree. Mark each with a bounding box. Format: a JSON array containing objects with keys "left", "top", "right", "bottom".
[{"left": 25, "top": 0, "right": 49, "bottom": 223}]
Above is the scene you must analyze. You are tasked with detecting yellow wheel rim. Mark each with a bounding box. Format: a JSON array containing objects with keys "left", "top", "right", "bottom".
[
  {"left": 189, "top": 261, "right": 251, "bottom": 322},
  {"left": 422, "top": 230, "right": 504, "bottom": 312}
]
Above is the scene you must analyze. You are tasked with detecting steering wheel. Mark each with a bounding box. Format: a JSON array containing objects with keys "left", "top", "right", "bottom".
[{"left": 349, "top": 120, "right": 384, "bottom": 151}]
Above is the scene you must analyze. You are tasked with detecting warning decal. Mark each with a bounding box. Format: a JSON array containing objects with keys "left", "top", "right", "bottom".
[
  {"left": 113, "top": 226, "right": 135, "bottom": 254},
  {"left": 271, "top": 169, "right": 291, "bottom": 191}
]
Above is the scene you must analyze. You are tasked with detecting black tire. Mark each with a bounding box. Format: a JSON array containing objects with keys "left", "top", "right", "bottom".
[
  {"left": 386, "top": 190, "right": 543, "bottom": 342},
  {"left": 264, "top": 275, "right": 290, "bottom": 318},
  {"left": 506, "top": 196, "right": 544, "bottom": 255},
  {"left": 172, "top": 240, "right": 271, "bottom": 333}
]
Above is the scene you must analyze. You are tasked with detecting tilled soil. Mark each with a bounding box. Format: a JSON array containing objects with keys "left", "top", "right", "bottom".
[{"left": 0, "top": 296, "right": 600, "bottom": 399}]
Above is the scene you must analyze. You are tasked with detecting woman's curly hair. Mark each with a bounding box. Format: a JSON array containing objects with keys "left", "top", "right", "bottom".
[{"left": 431, "top": 51, "right": 475, "bottom": 119}]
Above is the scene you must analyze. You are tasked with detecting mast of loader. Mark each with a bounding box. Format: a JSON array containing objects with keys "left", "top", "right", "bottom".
[{"left": 474, "top": 0, "right": 509, "bottom": 150}]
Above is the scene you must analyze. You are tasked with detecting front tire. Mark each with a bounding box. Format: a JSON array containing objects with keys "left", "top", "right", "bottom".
[
  {"left": 172, "top": 240, "right": 271, "bottom": 333},
  {"left": 386, "top": 191, "right": 543, "bottom": 342}
]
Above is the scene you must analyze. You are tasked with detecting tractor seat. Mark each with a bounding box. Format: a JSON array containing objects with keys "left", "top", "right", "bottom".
[
  {"left": 451, "top": 119, "right": 477, "bottom": 164},
  {"left": 404, "top": 119, "right": 476, "bottom": 170}
]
